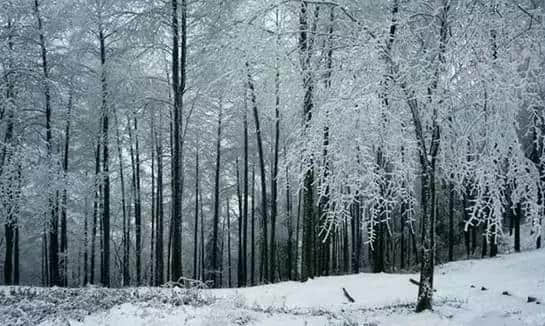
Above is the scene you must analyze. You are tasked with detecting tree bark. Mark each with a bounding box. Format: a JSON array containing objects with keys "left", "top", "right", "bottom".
[
  {"left": 99, "top": 20, "right": 111, "bottom": 287},
  {"left": 236, "top": 159, "right": 243, "bottom": 286},
  {"left": 247, "top": 62, "right": 268, "bottom": 283},
  {"left": 209, "top": 102, "right": 223, "bottom": 288},
  {"left": 251, "top": 163, "right": 256, "bottom": 285},
  {"left": 60, "top": 93, "right": 72, "bottom": 286},
  {"left": 193, "top": 149, "right": 199, "bottom": 280},
  {"left": 155, "top": 118, "right": 164, "bottom": 285},
  {"left": 170, "top": 0, "right": 186, "bottom": 283}
]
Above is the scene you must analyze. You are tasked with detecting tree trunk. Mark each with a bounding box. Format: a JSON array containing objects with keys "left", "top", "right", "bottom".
[
  {"left": 193, "top": 149, "right": 199, "bottom": 280},
  {"left": 227, "top": 199, "right": 232, "bottom": 288},
  {"left": 251, "top": 163, "right": 256, "bottom": 285},
  {"left": 515, "top": 203, "right": 521, "bottom": 253},
  {"left": 448, "top": 182, "right": 454, "bottom": 261},
  {"left": 242, "top": 92, "right": 249, "bottom": 287},
  {"left": 286, "top": 162, "right": 293, "bottom": 280},
  {"left": 60, "top": 94, "right": 72, "bottom": 286},
  {"left": 155, "top": 119, "right": 164, "bottom": 285},
  {"left": 90, "top": 140, "right": 101, "bottom": 284},
  {"left": 133, "top": 117, "right": 142, "bottom": 285},
  {"left": 236, "top": 159, "right": 243, "bottom": 286},
  {"left": 270, "top": 11, "right": 281, "bottom": 283},
  {"left": 299, "top": 1, "right": 318, "bottom": 282},
  {"left": 1, "top": 18, "right": 15, "bottom": 286},
  {"left": 99, "top": 22, "right": 111, "bottom": 288},
  {"left": 114, "top": 109, "right": 129, "bottom": 286},
  {"left": 170, "top": 0, "right": 186, "bottom": 283},
  {"left": 246, "top": 62, "right": 268, "bottom": 284},
  {"left": 209, "top": 103, "right": 223, "bottom": 288},
  {"left": 150, "top": 117, "right": 156, "bottom": 286},
  {"left": 34, "top": 0, "right": 60, "bottom": 287},
  {"left": 83, "top": 185, "right": 89, "bottom": 285}
]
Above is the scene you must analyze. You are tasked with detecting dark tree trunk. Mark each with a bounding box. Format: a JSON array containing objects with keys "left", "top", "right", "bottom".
[
  {"left": 83, "top": 189, "right": 89, "bottom": 285},
  {"left": 246, "top": 62, "right": 268, "bottom": 284},
  {"left": 34, "top": 0, "right": 60, "bottom": 287},
  {"left": 133, "top": 117, "right": 142, "bottom": 285},
  {"left": 490, "top": 225, "right": 498, "bottom": 257},
  {"left": 299, "top": 0, "right": 317, "bottom": 282},
  {"left": 209, "top": 103, "right": 223, "bottom": 288},
  {"left": 227, "top": 199, "right": 232, "bottom": 288},
  {"left": 99, "top": 22, "right": 111, "bottom": 287},
  {"left": 114, "top": 109, "right": 129, "bottom": 286},
  {"left": 200, "top": 189, "right": 205, "bottom": 282},
  {"left": 193, "top": 149, "right": 199, "bottom": 280},
  {"left": 1, "top": 18, "right": 15, "bottom": 286},
  {"left": 60, "top": 94, "right": 72, "bottom": 286},
  {"left": 270, "top": 13, "right": 281, "bottom": 282},
  {"left": 251, "top": 163, "right": 256, "bottom": 285},
  {"left": 150, "top": 119, "right": 156, "bottom": 286},
  {"left": 90, "top": 141, "right": 101, "bottom": 285},
  {"left": 448, "top": 182, "right": 454, "bottom": 261},
  {"left": 295, "top": 189, "right": 302, "bottom": 279},
  {"left": 128, "top": 117, "right": 138, "bottom": 284},
  {"left": 170, "top": 0, "right": 186, "bottom": 283},
  {"left": 13, "top": 213, "right": 19, "bottom": 285},
  {"left": 514, "top": 203, "right": 521, "bottom": 252},
  {"left": 482, "top": 220, "right": 488, "bottom": 258},
  {"left": 463, "top": 193, "right": 471, "bottom": 257},
  {"left": 236, "top": 159, "right": 243, "bottom": 286},
  {"left": 155, "top": 122, "right": 164, "bottom": 285},
  {"left": 242, "top": 95, "right": 249, "bottom": 287},
  {"left": 286, "top": 162, "right": 293, "bottom": 280}
]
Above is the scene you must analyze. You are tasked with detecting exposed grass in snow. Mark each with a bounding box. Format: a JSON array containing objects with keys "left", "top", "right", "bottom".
[
  {"left": 0, "top": 286, "right": 213, "bottom": 326},
  {"left": 1, "top": 249, "right": 544, "bottom": 325}
]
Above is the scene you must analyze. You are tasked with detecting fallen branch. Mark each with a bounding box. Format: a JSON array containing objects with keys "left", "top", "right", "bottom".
[{"left": 342, "top": 287, "right": 355, "bottom": 303}]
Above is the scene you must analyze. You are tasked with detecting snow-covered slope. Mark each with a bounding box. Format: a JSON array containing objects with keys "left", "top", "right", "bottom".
[
  {"left": 4, "top": 249, "right": 544, "bottom": 326},
  {"left": 209, "top": 248, "right": 545, "bottom": 325}
]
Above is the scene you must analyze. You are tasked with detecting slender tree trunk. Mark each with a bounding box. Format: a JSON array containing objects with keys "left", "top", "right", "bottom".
[
  {"left": 150, "top": 123, "right": 156, "bottom": 286},
  {"left": 133, "top": 117, "right": 142, "bottom": 285},
  {"left": 209, "top": 103, "right": 223, "bottom": 288},
  {"left": 155, "top": 120, "right": 164, "bottom": 285},
  {"left": 295, "top": 189, "right": 302, "bottom": 279},
  {"left": 60, "top": 94, "right": 72, "bottom": 286},
  {"left": 448, "top": 182, "right": 454, "bottom": 261},
  {"left": 251, "top": 163, "right": 256, "bottom": 285},
  {"left": 515, "top": 203, "right": 521, "bottom": 252},
  {"left": 242, "top": 92, "right": 249, "bottom": 287},
  {"left": 482, "top": 220, "right": 488, "bottom": 258},
  {"left": 90, "top": 140, "right": 101, "bottom": 284},
  {"left": 114, "top": 109, "right": 129, "bottom": 286},
  {"left": 246, "top": 62, "right": 268, "bottom": 283},
  {"left": 193, "top": 149, "right": 199, "bottom": 280},
  {"left": 286, "top": 162, "right": 293, "bottom": 280},
  {"left": 200, "top": 189, "right": 205, "bottom": 282},
  {"left": 83, "top": 185, "right": 89, "bottom": 285},
  {"left": 236, "top": 159, "right": 243, "bottom": 286},
  {"left": 270, "top": 10, "right": 281, "bottom": 283},
  {"left": 98, "top": 21, "right": 111, "bottom": 287},
  {"left": 227, "top": 199, "right": 232, "bottom": 288}
]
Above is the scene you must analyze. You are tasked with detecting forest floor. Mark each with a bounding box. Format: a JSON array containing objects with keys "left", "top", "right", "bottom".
[{"left": 1, "top": 248, "right": 544, "bottom": 326}]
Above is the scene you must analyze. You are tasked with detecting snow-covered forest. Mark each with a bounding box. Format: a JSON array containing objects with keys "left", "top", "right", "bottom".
[{"left": 1, "top": 0, "right": 544, "bottom": 325}]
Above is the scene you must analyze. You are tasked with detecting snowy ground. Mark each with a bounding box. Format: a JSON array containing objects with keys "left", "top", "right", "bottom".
[{"left": 1, "top": 249, "right": 544, "bottom": 326}]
